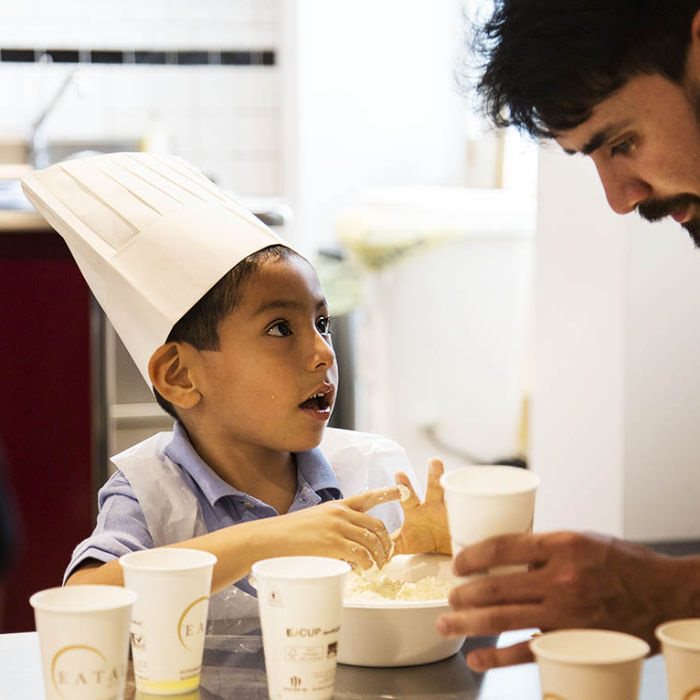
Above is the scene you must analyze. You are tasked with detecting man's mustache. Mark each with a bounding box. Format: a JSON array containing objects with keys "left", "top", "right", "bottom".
[{"left": 638, "top": 193, "right": 700, "bottom": 222}]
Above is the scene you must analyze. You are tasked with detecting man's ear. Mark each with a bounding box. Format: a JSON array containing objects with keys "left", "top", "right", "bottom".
[{"left": 148, "top": 343, "right": 202, "bottom": 410}]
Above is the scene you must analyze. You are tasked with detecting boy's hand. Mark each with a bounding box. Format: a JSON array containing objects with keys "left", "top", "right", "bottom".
[
  {"left": 392, "top": 458, "right": 451, "bottom": 556},
  {"left": 267, "top": 486, "right": 402, "bottom": 570}
]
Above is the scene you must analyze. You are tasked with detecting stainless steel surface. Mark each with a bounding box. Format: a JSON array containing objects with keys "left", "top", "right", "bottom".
[
  {"left": 0, "top": 139, "right": 141, "bottom": 229},
  {"left": 41, "top": 138, "right": 142, "bottom": 166},
  {"left": 0, "top": 179, "right": 33, "bottom": 211},
  {"left": 1, "top": 631, "right": 669, "bottom": 699}
]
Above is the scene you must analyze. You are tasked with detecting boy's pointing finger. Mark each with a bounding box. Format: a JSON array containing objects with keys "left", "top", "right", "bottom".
[{"left": 345, "top": 485, "right": 404, "bottom": 512}]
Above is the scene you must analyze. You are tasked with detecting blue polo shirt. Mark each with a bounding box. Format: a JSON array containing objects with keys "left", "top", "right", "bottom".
[{"left": 64, "top": 422, "right": 343, "bottom": 584}]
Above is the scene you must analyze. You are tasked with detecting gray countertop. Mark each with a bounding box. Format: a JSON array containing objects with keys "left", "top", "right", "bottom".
[{"left": 0, "top": 630, "right": 669, "bottom": 699}]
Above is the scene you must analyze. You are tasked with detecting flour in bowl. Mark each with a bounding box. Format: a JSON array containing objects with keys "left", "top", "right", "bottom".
[{"left": 345, "top": 567, "right": 453, "bottom": 603}]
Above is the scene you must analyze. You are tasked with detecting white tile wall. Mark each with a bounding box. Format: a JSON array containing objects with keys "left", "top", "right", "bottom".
[
  {"left": 0, "top": 0, "right": 278, "bottom": 49},
  {"left": 0, "top": 0, "right": 281, "bottom": 196}
]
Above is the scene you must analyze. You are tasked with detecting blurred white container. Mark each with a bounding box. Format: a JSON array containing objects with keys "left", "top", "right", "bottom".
[{"left": 338, "top": 186, "right": 535, "bottom": 487}]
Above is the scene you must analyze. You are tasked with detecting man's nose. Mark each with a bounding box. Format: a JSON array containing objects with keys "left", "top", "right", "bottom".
[{"left": 596, "top": 163, "right": 651, "bottom": 215}]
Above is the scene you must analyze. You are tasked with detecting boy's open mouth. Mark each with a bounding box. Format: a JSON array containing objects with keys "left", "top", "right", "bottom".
[{"left": 299, "top": 390, "right": 332, "bottom": 411}]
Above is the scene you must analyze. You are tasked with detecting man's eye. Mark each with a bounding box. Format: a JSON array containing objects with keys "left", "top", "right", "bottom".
[
  {"left": 268, "top": 321, "right": 293, "bottom": 337},
  {"left": 611, "top": 138, "right": 634, "bottom": 157},
  {"left": 316, "top": 316, "right": 331, "bottom": 335}
]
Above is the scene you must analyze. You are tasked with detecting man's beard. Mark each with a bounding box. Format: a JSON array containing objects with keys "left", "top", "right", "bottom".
[
  {"left": 638, "top": 194, "right": 700, "bottom": 248},
  {"left": 635, "top": 78, "right": 700, "bottom": 249}
]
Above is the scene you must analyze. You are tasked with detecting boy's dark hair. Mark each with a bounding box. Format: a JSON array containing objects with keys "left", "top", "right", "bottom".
[
  {"left": 154, "top": 244, "right": 296, "bottom": 419},
  {"left": 473, "top": 0, "right": 700, "bottom": 139}
]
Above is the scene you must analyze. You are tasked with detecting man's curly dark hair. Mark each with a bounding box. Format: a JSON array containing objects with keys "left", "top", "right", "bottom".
[{"left": 473, "top": 0, "right": 700, "bottom": 139}]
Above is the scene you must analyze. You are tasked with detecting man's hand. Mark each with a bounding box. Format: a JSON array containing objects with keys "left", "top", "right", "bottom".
[
  {"left": 435, "top": 531, "right": 695, "bottom": 672},
  {"left": 392, "top": 458, "right": 451, "bottom": 556}
]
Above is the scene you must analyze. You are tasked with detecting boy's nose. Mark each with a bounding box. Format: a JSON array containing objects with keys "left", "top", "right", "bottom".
[{"left": 311, "top": 331, "right": 336, "bottom": 369}]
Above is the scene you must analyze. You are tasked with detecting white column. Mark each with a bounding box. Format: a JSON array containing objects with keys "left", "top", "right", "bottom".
[
  {"left": 532, "top": 146, "right": 627, "bottom": 535},
  {"left": 533, "top": 146, "right": 700, "bottom": 540}
]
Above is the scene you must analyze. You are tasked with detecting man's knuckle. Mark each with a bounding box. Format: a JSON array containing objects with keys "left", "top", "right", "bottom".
[
  {"left": 450, "top": 584, "right": 472, "bottom": 608},
  {"left": 478, "top": 608, "right": 501, "bottom": 631},
  {"left": 485, "top": 538, "right": 506, "bottom": 560},
  {"left": 556, "top": 564, "right": 586, "bottom": 595},
  {"left": 551, "top": 531, "right": 586, "bottom": 554},
  {"left": 552, "top": 531, "right": 575, "bottom": 546},
  {"left": 482, "top": 578, "right": 502, "bottom": 601}
]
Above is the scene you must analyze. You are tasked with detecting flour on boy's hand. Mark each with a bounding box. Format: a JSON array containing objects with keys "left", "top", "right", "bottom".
[{"left": 397, "top": 484, "right": 410, "bottom": 502}]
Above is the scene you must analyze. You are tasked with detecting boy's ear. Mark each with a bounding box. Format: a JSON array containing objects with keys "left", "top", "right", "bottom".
[{"left": 148, "top": 343, "right": 202, "bottom": 410}]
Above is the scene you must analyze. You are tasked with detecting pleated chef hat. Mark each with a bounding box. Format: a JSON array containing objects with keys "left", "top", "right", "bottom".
[{"left": 22, "top": 152, "right": 288, "bottom": 386}]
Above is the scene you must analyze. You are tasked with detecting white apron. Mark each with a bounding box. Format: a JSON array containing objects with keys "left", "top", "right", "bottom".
[{"left": 112, "top": 427, "right": 416, "bottom": 628}]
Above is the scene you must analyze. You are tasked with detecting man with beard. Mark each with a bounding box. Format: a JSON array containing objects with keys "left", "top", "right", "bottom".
[{"left": 435, "top": 0, "right": 700, "bottom": 672}]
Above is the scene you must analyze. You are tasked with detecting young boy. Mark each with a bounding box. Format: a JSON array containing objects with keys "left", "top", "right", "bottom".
[{"left": 22, "top": 153, "right": 450, "bottom": 605}]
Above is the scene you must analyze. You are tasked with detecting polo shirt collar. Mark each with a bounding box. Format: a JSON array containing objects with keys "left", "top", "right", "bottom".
[
  {"left": 296, "top": 447, "right": 342, "bottom": 498},
  {"left": 164, "top": 422, "right": 342, "bottom": 507}
]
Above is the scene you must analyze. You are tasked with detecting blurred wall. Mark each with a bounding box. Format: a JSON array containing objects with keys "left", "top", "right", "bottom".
[{"left": 280, "top": 0, "right": 468, "bottom": 254}]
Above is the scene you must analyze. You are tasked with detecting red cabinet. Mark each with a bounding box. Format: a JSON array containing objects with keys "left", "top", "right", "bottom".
[{"left": 0, "top": 230, "right": 94, "bottom": 632}]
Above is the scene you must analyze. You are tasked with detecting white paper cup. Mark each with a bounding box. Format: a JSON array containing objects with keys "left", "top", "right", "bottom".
[
  {"left": 252, "top": 556, "right": 351, "bottom": 700},
  {"left": 656, "top": 618, "right": 700, "bottom": 699},
  {"left": 30, "top": 585, "right": 137, "bottom": 700},
  {"left": 120, "top": 548, "right": 216, "bottom": 696},
  {"left": 440, "top": 465, "right": 539, "bottom": 565},
  {"left": 530, "top": 629, "right": 649, "bottom": 700}
]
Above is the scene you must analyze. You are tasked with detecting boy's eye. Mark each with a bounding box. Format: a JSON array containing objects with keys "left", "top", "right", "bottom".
[
  {"left": 316, "top": 316, "right": 331, "bottom": 335},
  {"left": 267, "top": 321, "right": 293, "bottom": 337}
]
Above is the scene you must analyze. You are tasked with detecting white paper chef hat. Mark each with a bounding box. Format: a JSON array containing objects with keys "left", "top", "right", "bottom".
[{"left": 22, "top": 152, "right": 289, "bottom": 385}]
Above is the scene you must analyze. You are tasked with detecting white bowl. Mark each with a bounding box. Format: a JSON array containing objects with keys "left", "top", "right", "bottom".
[{"left": 338, "top": 553, "right": 466, "bottom": 667}]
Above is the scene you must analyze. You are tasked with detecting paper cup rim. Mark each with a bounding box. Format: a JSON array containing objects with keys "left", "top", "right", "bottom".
[
  {"left": 119, "top": 547, "right": 217, "bottom": 572},
  {"left": 252, "top": 556, "right": 351, "bottom": 581},
  {"left": 30, "top": 585, "right": 137, "bottom": 613},
  {"left": 440, "top": 465, "right": 540, "bottom": 496},
  {"left": 530, "top": 629, "right": 650, "bottom": 665},
  {"left": 655, "top": 618, "right": 700, "bottom": 650}
]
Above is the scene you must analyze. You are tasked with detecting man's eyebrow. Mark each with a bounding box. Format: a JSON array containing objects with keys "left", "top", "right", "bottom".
[
  {"left": 562, "top": 122, "right": 629, "bottom": 156},
  {"left": 251, "top": 298, "right": 329, "bottom": 316}
]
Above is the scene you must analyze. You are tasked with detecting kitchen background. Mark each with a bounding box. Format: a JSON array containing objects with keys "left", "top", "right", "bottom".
[{"left": 1, "top": 0, "right": 699, "bottom": 633}]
